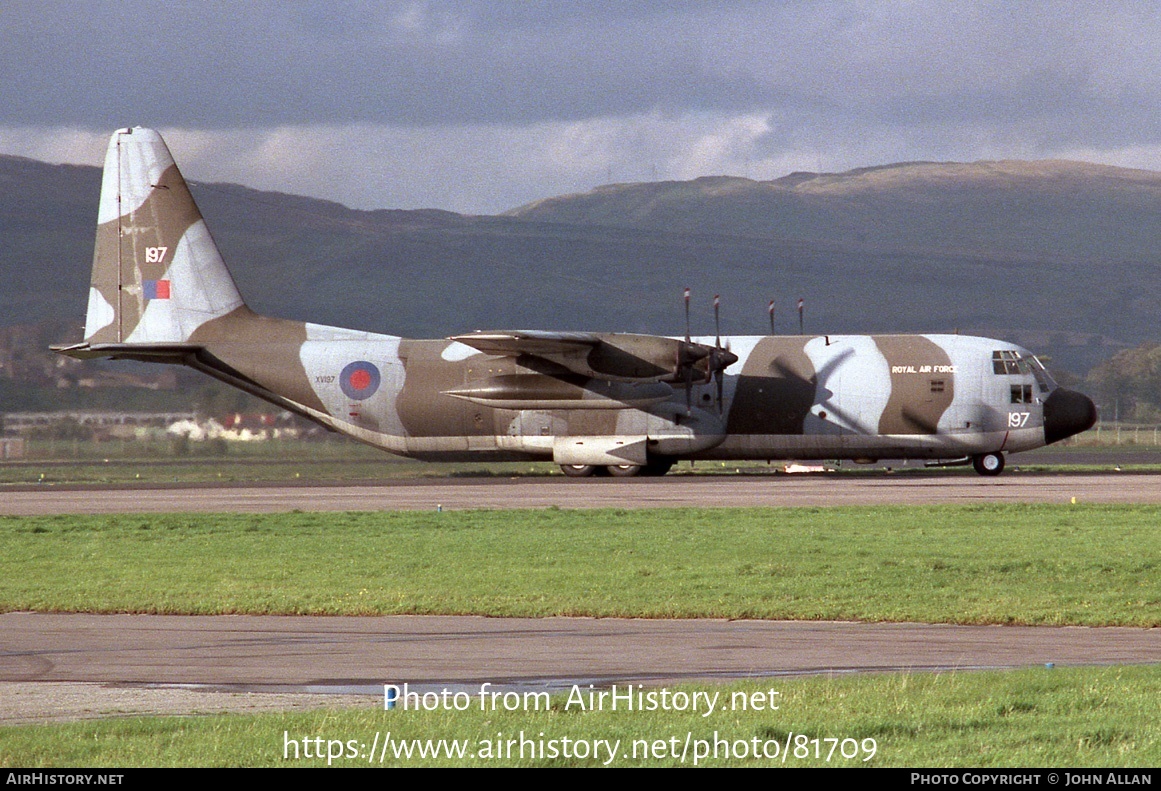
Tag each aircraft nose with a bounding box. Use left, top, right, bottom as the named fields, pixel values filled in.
left=1043, top=387, right=1098, bottom=445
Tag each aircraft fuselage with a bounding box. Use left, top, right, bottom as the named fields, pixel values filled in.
left=182, top=314, right=1090, bottom=469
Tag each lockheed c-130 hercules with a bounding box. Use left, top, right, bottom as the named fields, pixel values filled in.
left=54, top=128, right=1098, bottom=477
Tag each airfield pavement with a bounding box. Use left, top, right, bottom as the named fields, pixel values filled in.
left=3, top=471, right=1160, bottom=724
left=2, top=613, right=1159, bottom=725
left=4, top=471, right=1161, bottom=515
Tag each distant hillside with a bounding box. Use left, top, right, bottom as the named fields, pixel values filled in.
left=507, top=160, right=1161, bottom=264
left=3, top=154, right=1160, bottom=379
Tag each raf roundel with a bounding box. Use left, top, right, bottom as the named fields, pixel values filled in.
left=340, top=361, right=381, bottom=400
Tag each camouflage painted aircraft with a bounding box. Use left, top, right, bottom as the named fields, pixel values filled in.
left=55, top=128, right=1098, bottom=477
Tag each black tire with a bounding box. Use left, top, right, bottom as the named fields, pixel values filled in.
left=606, top=464, right=643, bottom=478
left=560, top=464, right=596, bottom=478
left=642, top=458, right=675, bottom=477
left=972, top=452, right=1005, bottom=476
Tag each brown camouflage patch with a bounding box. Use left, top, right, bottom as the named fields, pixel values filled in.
left=874, top=336, right=955, bottom=434
left=726, top=337, right=816, bottom=435
left=396, top=340, right=471, bottom=437
left=103, top=162, right=202, bottom=341
left=188, top=308, right=325, bottom=412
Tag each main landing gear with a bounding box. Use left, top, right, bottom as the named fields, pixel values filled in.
left=972, top=452, right=1005, bottom=476
left=560, top=464, right=598, bottom=478
left=559, top=458, right=676, bottom=478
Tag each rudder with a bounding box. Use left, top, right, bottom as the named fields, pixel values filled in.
left=84, top=127, right=245, bottom=344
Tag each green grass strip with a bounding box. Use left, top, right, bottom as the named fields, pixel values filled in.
left=3, top=667, right=1159, bottom=767
left=1, top=504, right=1159, bottom=625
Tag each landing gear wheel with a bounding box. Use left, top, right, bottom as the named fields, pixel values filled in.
left=642, top=458, right=675, bottom=477
left=560, top=464, right=596, bottom=478
left=972, top=452, right=1005, bottom=476
left=606, top=464, right=643, bottom=477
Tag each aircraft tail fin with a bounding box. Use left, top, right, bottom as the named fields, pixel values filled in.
left=81, top=127, right=247, bottom=345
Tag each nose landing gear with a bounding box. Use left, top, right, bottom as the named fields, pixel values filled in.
left=972, top=452, right=1005, bottom=476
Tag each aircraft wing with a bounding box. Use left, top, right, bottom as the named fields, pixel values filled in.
left=450, top=330, right=719, bottom=383
left=449, top=330, right=600, bottom=357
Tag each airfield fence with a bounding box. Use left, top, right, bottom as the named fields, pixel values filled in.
left=1068, top=422, right=1161, bottom=446
left=8, top=433, right=383, bottom=462
left=3, top=420, right=1160, bottom=462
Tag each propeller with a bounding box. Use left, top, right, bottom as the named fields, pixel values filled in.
left=674, top=289, right=736, bottom=416
left=710, top=292, right=738, bottom=411
left=707, top=294, right=738, bottom=413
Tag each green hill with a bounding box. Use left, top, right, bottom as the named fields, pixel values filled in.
left=508, top=160, right=1161, bottom=264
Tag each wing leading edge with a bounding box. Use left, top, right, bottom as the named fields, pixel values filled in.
left=450, top=330, right=727, bottom=383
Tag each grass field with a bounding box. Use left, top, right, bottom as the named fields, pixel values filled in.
left=1, top=504, right=1158, bottom=624
left=2, top=667, right=1158, bottom=767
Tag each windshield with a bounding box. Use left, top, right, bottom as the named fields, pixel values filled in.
left=1028, top=355, right=1057, bottom=394
left=992, top=350, right=1057, bottom=393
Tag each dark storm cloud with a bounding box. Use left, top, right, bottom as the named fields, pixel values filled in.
left=2, top=0, right=747, bottom=127
left=4, top=0, right=1157, bottom=146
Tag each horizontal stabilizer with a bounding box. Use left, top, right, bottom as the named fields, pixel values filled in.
left=51, top=341, right=203, bottom=362
left=54, top=340, right=339, bottom=435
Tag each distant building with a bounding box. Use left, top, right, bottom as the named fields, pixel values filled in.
left=0, top=437, right=24, bottom=459
left=168, top=412, right=301, bottom=442
left=3, top=411, right=196, bottom=439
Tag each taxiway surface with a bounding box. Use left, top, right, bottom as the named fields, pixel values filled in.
left=5, top=613, right=1157, bottom=686
left=2, top=613, right=1158, bottom=723
left=4, top=472, right=1160, bottom=515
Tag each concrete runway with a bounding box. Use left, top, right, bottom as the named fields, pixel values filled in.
left=4, top=472, right=1161, bottom=514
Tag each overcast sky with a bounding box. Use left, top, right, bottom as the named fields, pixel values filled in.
left=3, top=1, right=1161, bottom=214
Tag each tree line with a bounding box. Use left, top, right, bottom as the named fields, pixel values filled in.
left=1085, top=342, right=1161, bottom=423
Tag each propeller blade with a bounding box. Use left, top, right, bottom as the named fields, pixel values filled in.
left=684, top=287, right=691, bottom=345
left=683, top=288, right=693, bottom=415
left=685, top=358, right=693, bottom=416
left=710, top=294, right=734, bottom=413
left=713, top=294, right=721, bottom=348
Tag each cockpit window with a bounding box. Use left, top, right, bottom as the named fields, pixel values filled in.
left=993, top=350, right=1057, bottom=392
left=1011, top=384, right=1033, bottom=404
left=992, top=350, right=1024, bottom=375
